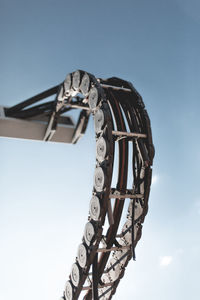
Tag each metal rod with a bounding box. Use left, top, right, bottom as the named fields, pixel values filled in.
left=6, top=101, right=55, bottom=119
left=97, top=245, right=130, bottom=253
left=6, top=85, right=60, bottom=115
left=69, top=104, right=90, bottom=110
left=132, top=199, right=136, bottom=261
left=101, top=234, right=123, bottom=239
left=109, top=193, right=143, bottom=199
left=101, top=84, right=132, bottom=92
left=107, top=199, right=114, bottom=225
left=82, top=282, right=113, bottom=291
left=92, top=253, right=98, bottom=300
left=112, top=130, right=147, bottom=139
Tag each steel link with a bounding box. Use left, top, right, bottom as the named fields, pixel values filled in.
left=72, top=70, right=81, bottom=90
left=89, top=196, right=101, bottom=221
left=88, top=87, right=100, bottom=110
left=84, top=222, right=95, bottom=246
left=80, top=73, right=91, bottom=96
left=64, top=73, right=72, bottom=95
left=77, top=244, right=88, bottom=268
left=65, top=281, right=73, bottom=300
left=94, top=109, right=105, bottom=133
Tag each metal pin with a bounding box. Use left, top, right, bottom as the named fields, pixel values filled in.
left=101, top=84, right=132, bottom=92
left=82, top=282, right=113, bottom=291
left=112, top=130, right=147, bottom=139
left=97, top=245, right=130, bottom=253
left=109, top=193, right=144, bottom=199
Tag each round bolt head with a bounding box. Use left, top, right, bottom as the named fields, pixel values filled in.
left=94, top=109, right=105, bottom=133
left=89, top=196, right=101, bottom=221
left=88, top=87, right=99, bottom=109
left=65, top=281, right=73, bottom=300
left=72, top=70, right=81, bottom=90
left=84, top=222, right=95, bottom=246
left=96, top=137, right=107, bottom=162
left=80, top=73, right=90, bottom=96
left=71, top=263, right=80, bottom=287
left=64, top=73, right=72, bottom=93
left=94, top=167, right=105, bottom=192
left=77, top=244, right=87, bottom=268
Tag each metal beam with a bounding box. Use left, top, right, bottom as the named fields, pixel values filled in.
left=0, top=106, right=75, bottom=144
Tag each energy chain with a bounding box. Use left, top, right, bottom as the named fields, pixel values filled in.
left=56, top=70, right=155, bottom=300
left=5, top=70, right=155, bottom=300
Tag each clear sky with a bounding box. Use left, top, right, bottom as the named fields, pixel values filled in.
left=0, top=0, right=200, bottom=299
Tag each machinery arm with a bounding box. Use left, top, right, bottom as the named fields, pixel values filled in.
left=0, top=84, right=75, bottom=143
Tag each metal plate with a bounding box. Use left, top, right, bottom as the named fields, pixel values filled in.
left=122, top=220, right=132, bottom=245
left=71, top=263, right=80, bottom=287
left=96, top=137, right=107, bottom=162
left=121, top=220, right=139, bottom=246
left=99, top=274, right=112, bottom=300
left=98, top=287, right=112, bottom=300
left=113, top=245, right=129, bottom=267
left=72, top=70, right=81, bottom=90
left=64, top=73, right=72, bottom=94
left=127, top=200, right=143, bottom=221
left=88, top=87, right=99, bottom=109
left=138, top=167, right=145, bottom=194
left=65, top=281, right=73, bottom=300
left=107, top=258, right=121, bottom=282
left=84, top=222, right=95, bottom=246
left=57, top=85, right=64, bottom=101
left=94, top=109, right=104, bottom=133
left=94, top=167, right=105, bottom=192
left=80, top=73, right=90, bottom=96
left=89, top=196, right=101, bottom=221
left=77, top=244, right=87, bottom=268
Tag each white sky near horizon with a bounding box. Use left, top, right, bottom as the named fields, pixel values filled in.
left=0, top=0, right=200, bottom=299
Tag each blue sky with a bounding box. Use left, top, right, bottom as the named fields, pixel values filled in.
left=0, top=0, right=200, bottom=299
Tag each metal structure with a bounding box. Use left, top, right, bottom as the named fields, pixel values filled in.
left=0, top=70, right=155, bottom=300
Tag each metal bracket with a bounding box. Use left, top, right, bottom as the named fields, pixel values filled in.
left=43, top=111, right=58, bottom=141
